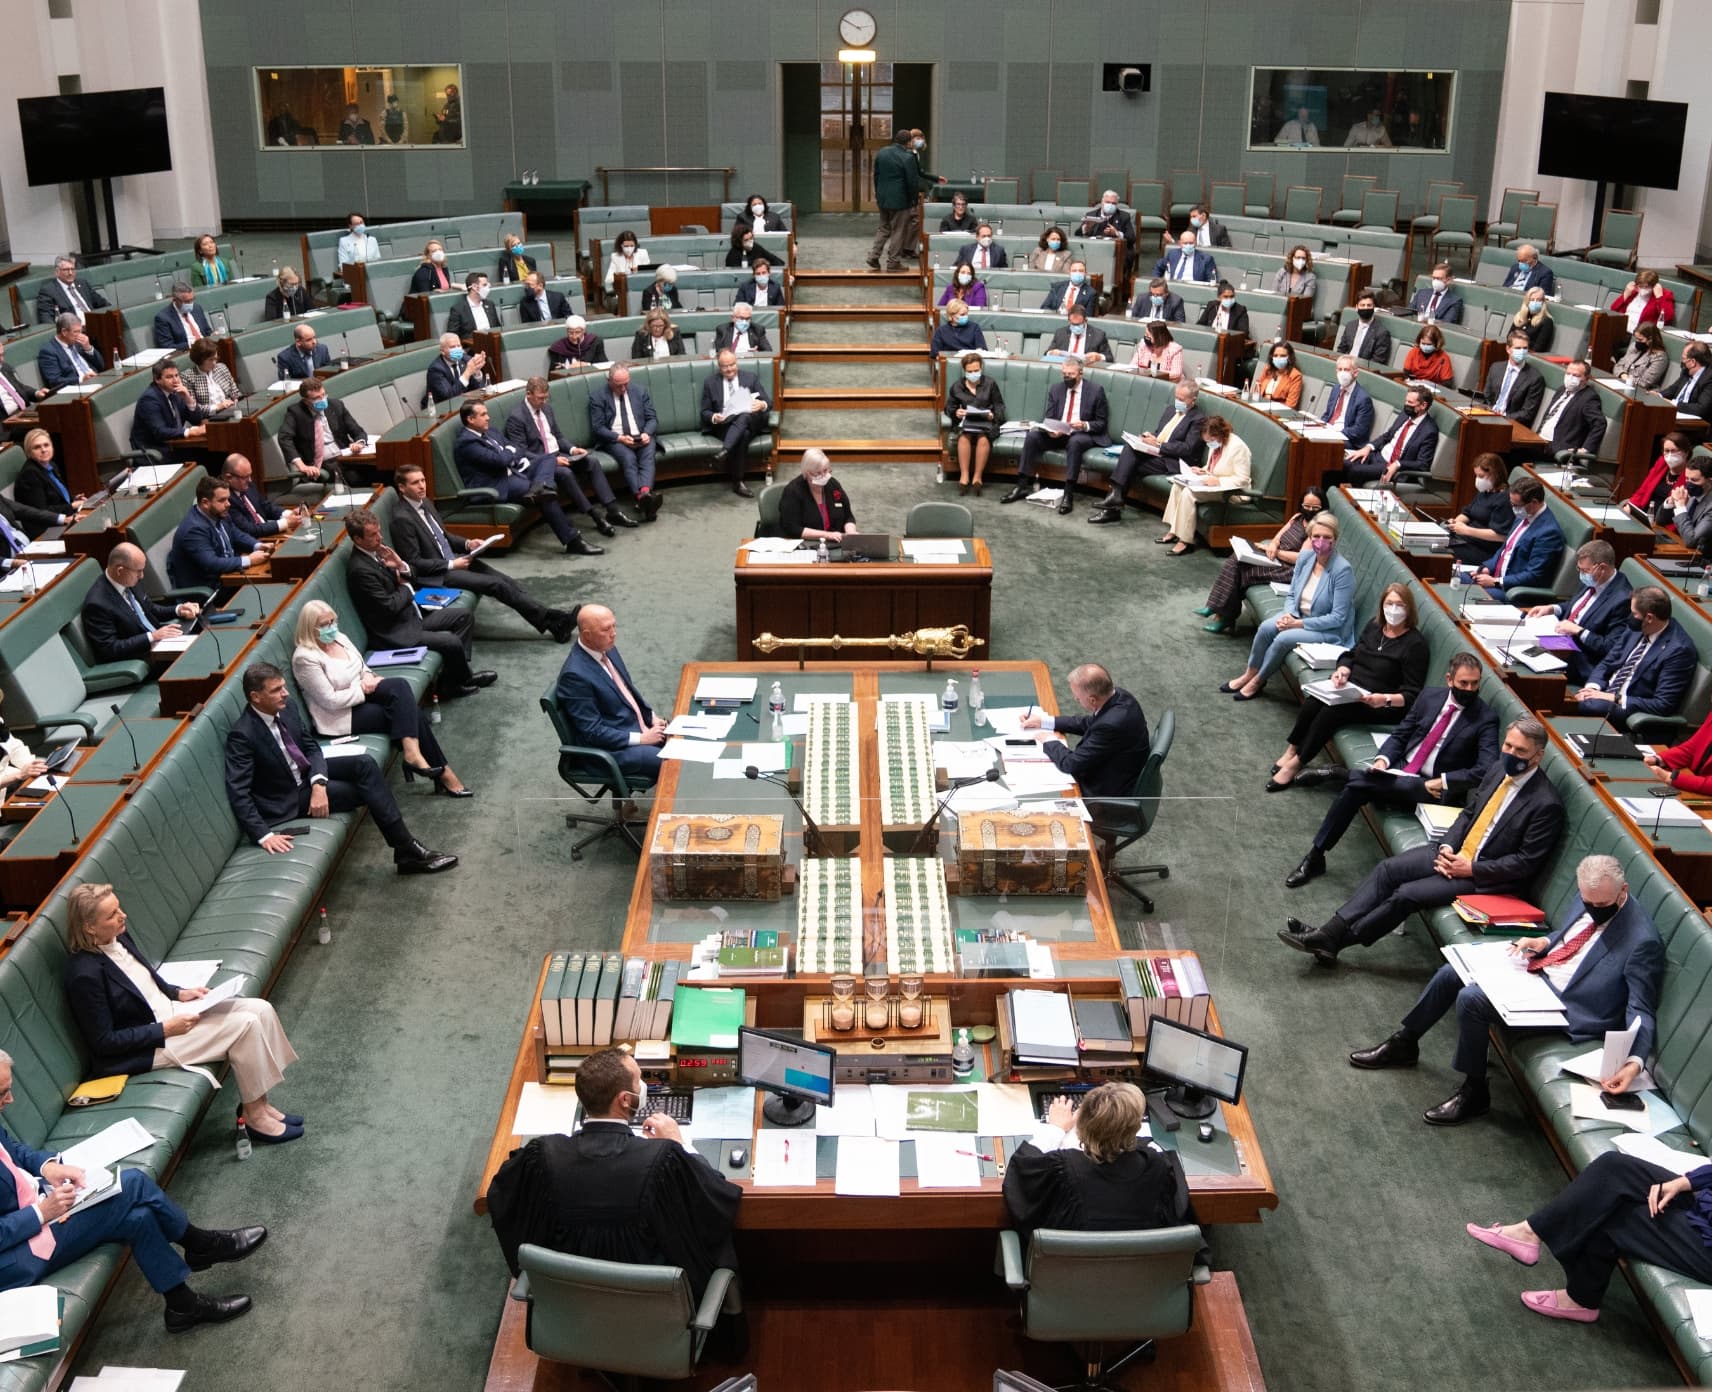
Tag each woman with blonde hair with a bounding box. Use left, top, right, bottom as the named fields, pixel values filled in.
left=1160, top=414, right=1251, bottom=556
left=629, top=309, right=686, bottom=360
left=64, top=884, right=303, bottom=1142
left=408, top=239, right=453, bottom=294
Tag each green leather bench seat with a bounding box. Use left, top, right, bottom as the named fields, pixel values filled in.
left=303, top=212, right=524, bottom=287
left=490, top=310, right=780, bottom=384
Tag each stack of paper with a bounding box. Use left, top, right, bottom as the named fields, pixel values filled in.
left=1441, top=943, right=1566, bottom=1026
left=1, top=562, right=73, bottom=593
left=1229, top=536, right=1271, bottom=565
left=834, top=1136, right=900, bottom=1195
left=1294, top=643, right=1347, bottom=669
left=694, top=676, right=759, bottom=703
left=1024, top=488, right=1065, bottom=507
left=900, top=539, right=966, bottom=561
left=752, top=1130, right=817, bottom=1186
left=1616, top=796, right=1707, bottom=829
left=512, top=1081, right=582, bottom=1139
left=1008, top=989, right=1078, bottom=1064
left=665, top=712, right=737, bottom=739
left=1302, top=678, right=1369, bottom=706
left=739, top=537, right=802, bottom=555
left=659, top=738, right=725, bottom=763
left=69, top=1368, right=185, bottom=1390
left=0, top=1286, right=59, bottom=1359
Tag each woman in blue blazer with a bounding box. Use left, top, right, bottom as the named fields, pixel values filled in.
left=1222, top=512, right=1356, bottom=700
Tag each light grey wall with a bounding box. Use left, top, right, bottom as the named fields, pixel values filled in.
left=201, top=0, right=1513, bottom=223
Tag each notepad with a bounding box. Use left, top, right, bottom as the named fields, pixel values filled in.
left=835, top=1136, right=900, bottom=1196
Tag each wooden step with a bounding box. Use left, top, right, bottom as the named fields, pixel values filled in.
left=793, top=269, right=922, bottom=287
left=789, top=304, right=927, bottom=322
left=787, top=341, right=929, bottom=362
left=777, top=438, right=944, bottom=463
left=780, top=385, right=940, bottom=409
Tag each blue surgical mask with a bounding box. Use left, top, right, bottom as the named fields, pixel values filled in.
left=512, top=243, right=525, bottom=254
left=1420, top=342, right=1437, bottom=355
left=1221, top=298, right=1235, bottom=309
left=1501, top=752, right=1531, bottom=777
left=1577, top=569, right=1597, bottom=589
left=1101, top=201, right=1117, bottom=215
left=955, top=314, right=968, bottom=326
left=350, top=223, right=365, bottom=236
left=965, top=367, right=982, bottom=381
left=1272, top=356, right=1288, bottom=369
left=311, top=397, right=328, bottom=412
left=1069, top=271, right=1085, bottom=285
left=449, top=347, right=465, bottom=362
left=1150, top=296, right=1163, bottom=308
left=1047, top=239, right=1062, bottom=250
left=1173, top=398, right=1187, bottom=413
left=1511, top=348, right=1528, bottom=364
left=316, top=623, right=339, bottom=643
left=732, top=319, right=748, bottom=332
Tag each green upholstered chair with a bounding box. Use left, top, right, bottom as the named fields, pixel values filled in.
left=1330, top=175, right=1378, bottom=227
left=984, top=176, right=1021, bottom=203
left=1128, top=180, right=1168, bottom=236
left=1242, top=171, right=1274, bottom=219
left=1485, top=187, right=1538, bottom=247
left=1167, top=170, right=1204, bottom=221
left=1358, top=188, right=1399, bottom=232
left=1589, top=208, right=1643, bottom=269
left=1506, top=200, right=1558, bottom=253
left=754, top=482, right=788, bottom=538
left=1282, top=185, right=1321, bottom=225
left=1056, top=178, right=1092, bottom=208
left=904, top=501, right=974, bottom=538
left=1209, top=182, right=1245, bottom=219
left=996, top=1224, right=1208, bottom=1391
left=539, top=682, right=651, bottom=860
left=1431, top=195, right=1479, bottom=275
left=1081, top=708, right=1174, bottom=912
left=1029, top=169, right=1063, bottom=204
left=1409, top=180, right=1464, bottom=243
left=510, top=1245, right=737, bottom=1390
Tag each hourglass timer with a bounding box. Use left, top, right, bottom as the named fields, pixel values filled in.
left=897, top=974, right=924, bottom=1030
left=828, top=974, right=857, bottom=1032
left=863, top=972, right=892, bottom=1031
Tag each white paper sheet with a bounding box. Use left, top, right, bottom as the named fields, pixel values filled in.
left=0, top=562, right=73, bottom=592
left=172, top=978, right=243, bottom=1017
left=738, top=537, right=800, bottom=555
left=511, top=1082, right=581, bottom=1138
left=659, top=738, right=726, bottom=763
left=155, top=960, right=220, bottom=990
left=780, top=714, right=809, bottom=736
left=58, top=1117, right=154, bottom=1174
left=835, top=1136, right=901, bottom=1196
left=0, top=1285, right=59, bottom=1354
left=900, top=539, right=967, bottom=560
left=977, top=1083, right=1040, bottom=1137
left=1569, top=1082, right=1681, bottom=1135
left=19, top=540, right=65, bottom=558
left=1616, top=797, right=1706, bottom=828
left=1441, top=943, right=1567, bottom=1025
left=792, top=693, right=851, bottom=712
left=981, top=706, right=1036, bottom=736
left=813, top=1084, right=877, bottom=1137
left=679, top=1087, right=755, bottom=1141
left=740, top=743, right=789, bottom=773
left=711, top=762, right=752, bottom=779
left=666, top=713, right=738, bottom=739
left=911, top=1133, right=983, bottom=1188
left=752, top=1130, right=817, bottom=1186
left=149, top=635, right=196, bottom=654
left=1611, top=1132, right=1709, bottom=1176
left=1687, top=1289, right=1712, bottom=1342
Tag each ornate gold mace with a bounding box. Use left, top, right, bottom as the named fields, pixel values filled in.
left=752, top=626, right=986, bottom=667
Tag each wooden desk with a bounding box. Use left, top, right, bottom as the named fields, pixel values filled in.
left=0, top=784, right=128, bottom=909
left=1, top=717, right=184, bottom=824
left=733, top=541, right=993, bottom=663
left=36, top=393, right=104, bottom=498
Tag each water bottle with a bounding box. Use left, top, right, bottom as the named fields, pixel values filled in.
left=234, top=1118, right=252, bottom=1162
left=816, top=537, right=829, bottom=565
left=153, top=275, right=163, bottom=300
left=430, top=692, right=442, bottom=725
left=19, top=566, right=35, bottom=599
left=317, top=906, right=332, bottom=945
left=969, top=669, right=986, bottom=727
left=767, top=682, right=786, bottom=741
left=1449, top=564, right=1464, bottom=592
left=941, top=677, right=960, bottom=711
left=764, top=457, right=774, bottom=485
left=935, top=459, right=945, bottom=484
left=1698, top=565, right=1710, bottom=601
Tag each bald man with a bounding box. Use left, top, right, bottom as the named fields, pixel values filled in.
left=82, top=543, right=202, bottom=663
left=554, top=605, right=666, bottom=784
left=1018, top=663, right=1151, bottom=798
left=221, top=454, right=302, bottom=541
left=277, top=323, right=331, bottom=380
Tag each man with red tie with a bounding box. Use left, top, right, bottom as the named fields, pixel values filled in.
left=1346, top=853, right=1661, bottom=1128
left=221, top=455, right=302, bottom=541
left=1471, top=475, right=1566, bottom=602
left=1337, top=386, right=1437, bottom=486
left=151, top=282, right=214, bottom=351
left=554, top=604, right=665, bottom=785
left=1525, top=541, right=1634, bottom=683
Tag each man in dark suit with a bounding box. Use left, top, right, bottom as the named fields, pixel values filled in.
left=1472, top=476, right=1565, bottom=602
left=445, top=273, right=497, bottom=339
left=548, top=317, right=608, bottom=370
left=34, top=257, right=110, bottom=324
left=555, top=604, right=666, bottom=783
left=1534, top=360, right=1607, bottom=459
left=276, top=324, right=332, bottom=381
left=589, top=366, right=661, bottom=520
left=867, top=127, right=923, bottom=272
left=1019, top=663, right=1150, bottom=797
left=713, top=305, right=772, bottom=357
left=1094, top=379, right=1207, bottom=523
left=81, top=542, right=201, bottom=663
left=1661, top=343, right=1712, bottom=422
left=276, top=377, right=368, bottom=484
left=227, top=662, right=455, bottom=874
left=0, top=339, right=48, bottom=431
left=425, top=333, right=491, bottom=405
left=151, top=283, right=214, bottom=350
left=343, top=509, right=492, bottom=696
left=1079, top=192, right=1136, bottom=253
left=1046, top=308, right=1110, bottom=363
left=1405, top=264, right=1465, bottom=324
left=1154, top=232, right=1217, bottom=284
left=517, top=272, right=570, bottom=323
left=453, top=400, right=603, bottom=556
left=495, top=234, right=538, bottom=284
left=1340, top=387, right=1437, bottom=486
left=1196, top=282, right=1252, bottom=337
left=1040, top=265, right=1098, bottom=318
left=1670, top=458, right=1712, bottom=553
left=1526, top=541, right=1634, bottom=684
left=951, top=225, right=1008, bottom=272
left=1499, top=244, right=1558, bottom=296
left=699, top=351, right=771, bottom=498
left=167, top=477, right=270, bottom=591
left=1349, top=854, right=1660, bottom=1126
left=131, top=361, right=211, bottom=458
left=733, top=257, right=785, bottom=308
left=37, top=314, right=104, bottom=390
left=390, top=464, right=578, bottom=643
left=1286, top=654, right=1499, bottom=888
left=1484, top=331, right=1547, bottom=424
left=1318, top=358, right=1375, bottom=449
left=503, top=378, right=631, bottom=535
left=1186, top=206, right=1233, bottom=249
left=1334, top=294, right=1393, bottom=363
left=1000, top=359, right=1110, bottom=515
left=1281, top=716, right=1563, bottom=968
left=219, top=454, right=302, bottom=541
left=1566, top=586, right=1696, bottom=731
left=1128, top=279, right=1187, bottom=322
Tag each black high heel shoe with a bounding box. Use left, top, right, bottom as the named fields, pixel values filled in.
left=401, top=762, right=446, bottom=784
left=429, top=768, right=474, bottom=799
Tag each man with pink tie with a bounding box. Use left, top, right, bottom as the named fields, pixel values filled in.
left=554, top=604, right=665, bottom=785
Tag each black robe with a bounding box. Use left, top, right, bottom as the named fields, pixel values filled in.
left=1002, top=1139, right=1194, bottom=1246
left=488, top=1122, right=742, bottom=1300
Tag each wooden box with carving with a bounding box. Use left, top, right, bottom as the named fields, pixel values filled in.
left=649, top=813, right=786, bottom=901
left=955, top=809, right=1091, bottom=896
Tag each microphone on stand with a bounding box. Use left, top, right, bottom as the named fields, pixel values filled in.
left=1648, top=783, right=1675, bottom=840
left=744, top=765, right=829, bottom=858
left=109, top=703, right=140, bottom=771
left=205, top=620, right=227, bottom=671
left=47, top=775, right=78, bottom=845
left=910, top=767, right=1003, bottom=856
left=1581, top=695, right=1620, bottom=769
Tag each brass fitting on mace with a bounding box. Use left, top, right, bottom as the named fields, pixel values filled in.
left=752, top=626, right=986, bottom=659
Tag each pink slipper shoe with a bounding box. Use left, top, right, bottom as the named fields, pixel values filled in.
left=1466, top=1222, right=1540, bottom=1266
left=1521, top=1290, right=1598, bottom=1323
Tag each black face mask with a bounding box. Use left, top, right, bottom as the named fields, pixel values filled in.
left=1584, top=898, right=1622, bottom=926
left=1449, top=686, right=1478, bottom=709
left=1690, top=483, right=1706, bottom=498
left=1357, top=307, right=1375, bottom=321
left=1301, top=504, right=1321, bottom=518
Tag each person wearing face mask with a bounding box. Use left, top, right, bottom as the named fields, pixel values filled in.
left=263, top=266, right=312, bottom=320
left=1534, top=359, right=1605, bottom=460
left=778, top=449, right=858, bottom=542
left=1345, top=107, right=1393, bottom=148
left=381, top=92, right=407, bottom=144
left=445, top=272, right=497, bottom=338
left=1094, top=380, right=1207, bottom=525
left=1446, top=454, right=1515, bottom=567
left=336, top=213, right=379, bottom=268
left=1567, top=586, right=1696, bottom=731
left=1315, top=357, right=1374, bottom=450
left=1643, top=699, right=1712, bottom=795
left=929, top=300, right=987, bottom=356
left=517, top=272, right=571, bottom=325
left=1130, top=321, right=1183, bottom=381
left=1403, top=323, right=1454, bottom=384
left=1661, top=343, right=1712, bottom=422
left=409, top=239, right=454, bottom=295
left=1127, top=277, right=1186, bottom=323
left=739, top=194, right=786, bottom=234
left=638, top=264, right=682, bottom=314
left=1524, top=540, right=1633, bottom=684
left=699, top=349, right=772, bottom=497
left=1626, top=430, right=1693, bottom=517
left=495, top=233, right=536, bottom=285
left=1154, top=231, right=1217, bottom=284
left=1613, top=322, right=1669, bottom=392
left=1271, top=246, right=1317, bottom=301
left=1002, top=359, right=1111, bottom=515
left=1264, top=581, right=1428, bottom=790
left=939, top=193, right=978, bottom=234
left=425, top=331, right=490, bottom=405
left=1470, top=477, right=1563, bottom=601
left=953, top=224, right=1008, bottom=272
left=1482, top=330, right=1546, bottom=424
left=291, top=600, right=470, bottom=795
left=713, top=305, right=773, bottom=357
left=1046, top=305, right=1109, bottom=364
left=1512, top=290, right=1556, bottom=353
left=1078, top=190, right=1135, bottom=253
left=733, top=257, right=785, bottom=309
left=1285, top=653, right=1498, bottom=888
left=938, top=265, right=988, bottom=308
left=1157, top=414, right=1252, bottom=554
left=1196, top=487, right=1325, bottom=634
left=1335, top=387, right=1437, bottom=487
left=1029, top=227, right=1073, bottom=273
left=946, top=353, right=1006, bottom=495
left=1610, top=269, right=1676, bottom=342
left=151, top=281, right=213, bottom=351
left=1196, top=280, right=1250, bottom=338
left=628, top=310, right=687, bottom=360
left=1253, top=341, right=1303, bottom=408
left=1184, top=205, right=1232, bottom=249
left=548, top=315, right=608, bottom=370
left=602, top=230, right=648, bottom=300
left=724, top=223, right=760, bottom=268
left=277, top=378, right=368, bottom=484
left=1405, top=263, right=1465, bottom=325
left=1220, top=514, right=1353, bottom=700
left=1334, top=293, right=1393, bottom=364
left=1041, top=262, right=1097, bottom=317
left=277, top=322, right=332, bottom=381
left=1501, top=244, right=1557, bottom=297
left=901, top=133, right=943, bottom=258
left=1281, top=717, right=1564, bottom=987
left=1349, top=852, right=1654, bottom=1130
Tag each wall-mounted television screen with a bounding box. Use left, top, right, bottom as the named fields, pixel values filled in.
left=17, top=88, right=172, bottom=187
left=1538, top=92, right=1687, bottom=190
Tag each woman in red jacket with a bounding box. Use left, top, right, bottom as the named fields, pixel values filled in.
left=1628, top=430, right=1694, bottom=520
left=1645, top=714, right=1712, bottom=794
left=1610, top=270, right=1676, bottom=338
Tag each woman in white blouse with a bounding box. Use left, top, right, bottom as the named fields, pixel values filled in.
left=289, top=601, right=470, bottom=796
left=602, top=229, right=648, bottom=298
left=628, top=310, right=686, bottom=360
left=1160, top=415, right=1251, bottom=555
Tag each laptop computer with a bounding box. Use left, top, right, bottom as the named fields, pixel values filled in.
left=838, top=532, right=891, bottom=560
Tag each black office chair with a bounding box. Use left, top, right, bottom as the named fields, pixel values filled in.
left=538, top=683, right=653, bottom=860
left=1081, top=708, right=1174, bottom=911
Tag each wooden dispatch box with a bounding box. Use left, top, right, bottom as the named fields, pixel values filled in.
left=956, top=809, right=1091, bottom=896
left=649, top=813, right=786, bottom=901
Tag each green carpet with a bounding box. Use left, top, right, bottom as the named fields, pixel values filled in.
left=64, top=219, right=1684, bottom=1391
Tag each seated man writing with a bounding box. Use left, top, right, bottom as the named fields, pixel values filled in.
left=1562, top=586, right=1695, bottom=733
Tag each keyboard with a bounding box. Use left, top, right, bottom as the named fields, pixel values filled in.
left=1028, top=1082, right=1096, bottom=1122
left=633, top=1088, right=694, bottom=1125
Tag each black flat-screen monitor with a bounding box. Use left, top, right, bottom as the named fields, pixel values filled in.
left=1538, top=92, right=1687, bottom=191
left=17, top=88, right=172, bottom=187
left=738, top=1026, right=835, bottom=1127
left=1144, top=1016, right=1247, bottom=1119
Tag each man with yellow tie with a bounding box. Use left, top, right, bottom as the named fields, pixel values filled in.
left=554, top=604, right=666, bottom=786
left=1279, top=716, right=1562, bottom=970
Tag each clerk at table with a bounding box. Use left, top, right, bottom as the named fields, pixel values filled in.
left=555, top=604, right=666, bottom=784
left=777, top=449, right=857, bottom=543
left=1019, top=663, right=1150, bottom=798
left=82, top=543, right=201, bottom=664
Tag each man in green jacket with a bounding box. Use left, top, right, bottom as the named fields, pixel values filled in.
left=867, top=129, right=923, bottom=272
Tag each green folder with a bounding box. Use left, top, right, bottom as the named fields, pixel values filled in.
left=668, top=986, right=746, bottom=1050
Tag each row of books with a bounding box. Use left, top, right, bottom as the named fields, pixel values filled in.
left=540, top=953, right=682, bottom=1047
left=1118, top=954, right=1211, bottom=1033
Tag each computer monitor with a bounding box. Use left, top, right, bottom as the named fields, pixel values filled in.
left=1143, top=1016, right=1248, bottom=1121
left=738, top=1026, right=835, bottom=1127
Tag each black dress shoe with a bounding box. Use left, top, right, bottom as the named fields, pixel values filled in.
left=1292, top=767, right=1339, bottom=790
left=165, top=1291, right=252, bottom=1333
left=638, top=492, right=662, bottom=521
left=1099, top=489, right=1124, bottom=508
left=1276, top=925, right=1340, bottom=967
left=1000, top=484, right=1031, bottom=504
left=604, top=507, right=639, bottom=529
left=1285, top=848, right=1327, bottom=888
left=591, top=515, right=616, bottom=538
left=733, top=481, right=754, bottom=499
left=712, top=448, right=730, bottom=468
left=184, top=1225, right=268, bottom=1272
left=565, top=536, right=605, bottom=557
left=1425, top=1081, right=1490, bottom=1126
left=547, top=614, right=578, bottom=644
left=470, top=670, right=499, bottom=687
left=1056, top=494, right=1073, bottom=515
left=1262, top=777, right=1292, bottom=793
left=396, top=844, right=459, bottom=875
left=1087, top=506, right=1121, bottom=525
left=1349, top=1032, right=1420, bottom=1070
